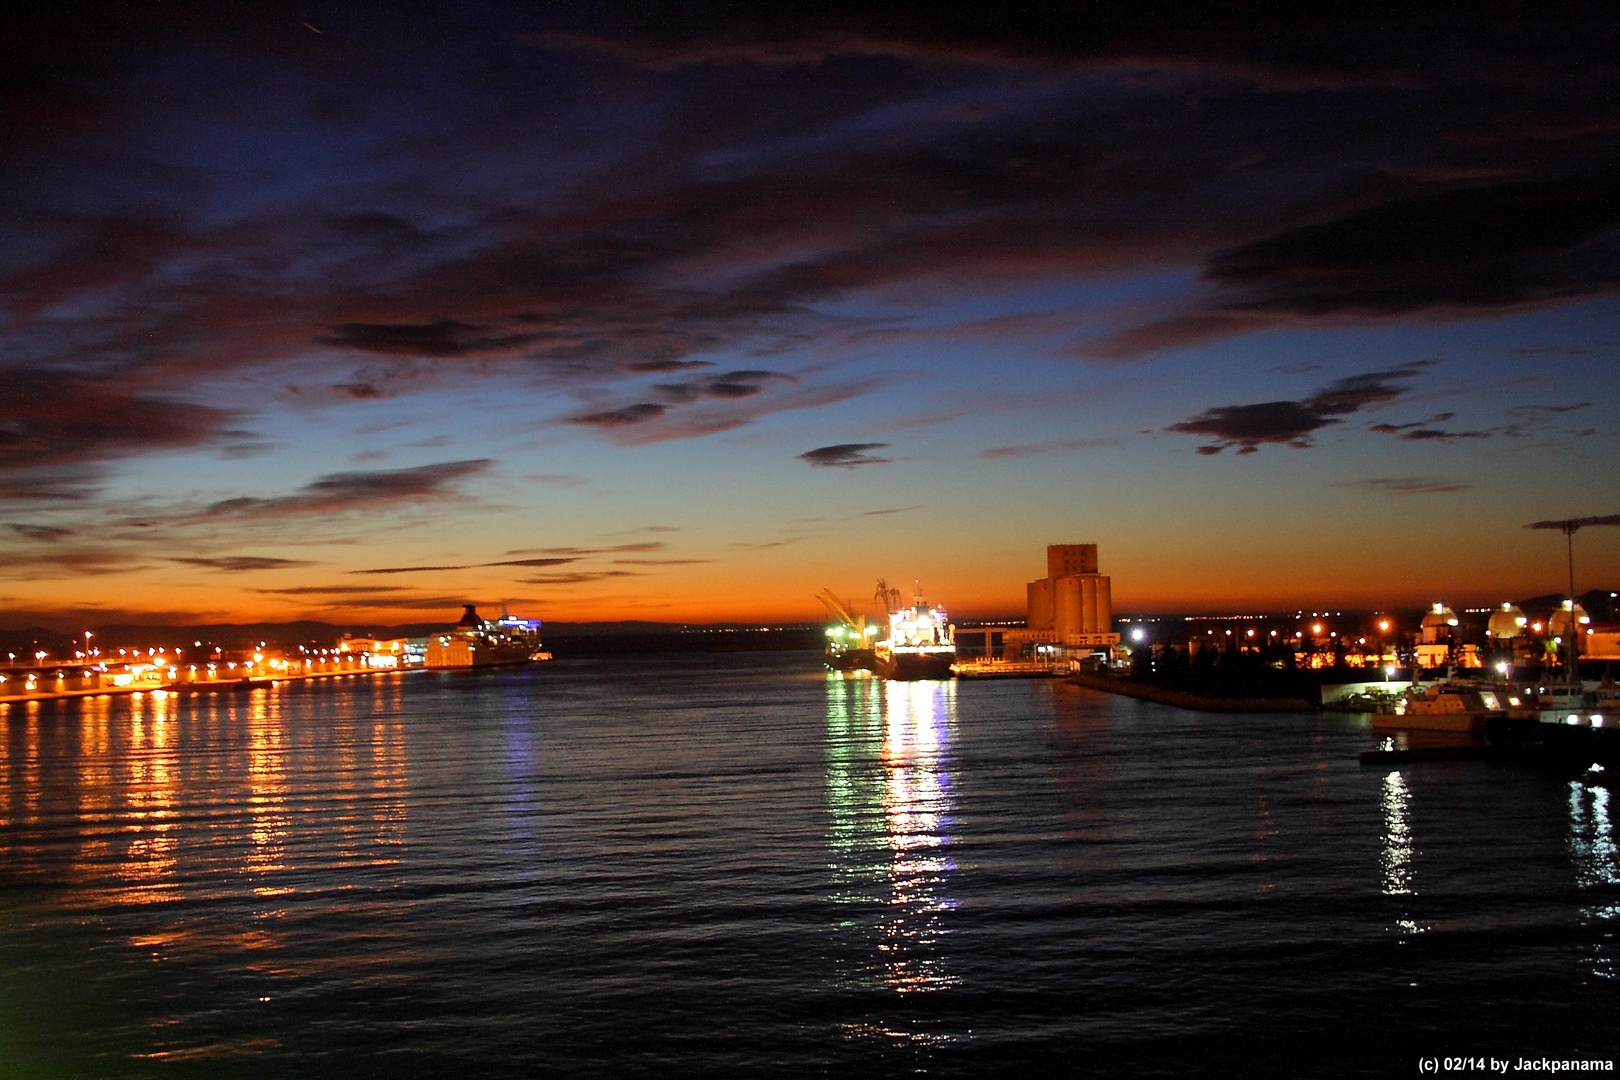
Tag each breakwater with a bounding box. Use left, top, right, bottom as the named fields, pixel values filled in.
left=1066, top=670, right=1315, bottom=711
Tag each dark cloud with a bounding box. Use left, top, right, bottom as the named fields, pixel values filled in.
left=350, top=550, right=632, bottom=573
left=798, top=443, right=893, bottom=468
left=862, top=505, right=922, bottom=516
left=0, top=548, right=147, bottom=578
left=1172, top=402, right=1328, bottom=455
left=167, top=556, right=315, bottom=572
left=625, top=360, right=714, bottom=373
left=503, top=542, right=666, bottom=556
left=1510, top=402, right=1591, bottom=415
left=982, top=437, right=1118, bottom=459
left=1204, top=176, right=1620, bottom=314
left=0, top=372, right=233, bottom=499
left=1167, top=368, right=1419, bottom=454
left=0, top=469, right=103, bottom=503
left=205, top=460, right=493, bottom=519
left=611, top=558, right=710, bottom=565
left=300, top=593, right=479, bottom=611
left=7, top=524, right=73, bottom=541
left=320, top=319, right=536, bottom=357
left=1397, top=428, right=1491, bottom=442
left=517, top=570, right=641, bottom=585
left=1527, top=514, right=1620, bottom=530
left=728, top=537, right=802, bottom=549
left=576, top=378, right=883, bottom=446
left=654, top=371, right=790, bottom=402
left=1335, top=477, right=1471, bottom=495
left=258, top=585, right=410, bottom=596
left=1, top=1, right=1617, bottom=469
left=567, top=404, right=669, bottom=427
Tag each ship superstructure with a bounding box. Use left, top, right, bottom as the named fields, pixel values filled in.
left=872, top=585, right=956, bottom=680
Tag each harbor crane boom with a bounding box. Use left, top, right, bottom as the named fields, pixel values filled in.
left=815, top=589, right=859, bottom=627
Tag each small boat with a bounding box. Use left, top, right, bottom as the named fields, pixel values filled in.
left=1374, top=681, right=1508, bottom=732
left=1535, top=680, right=1590, bottom=722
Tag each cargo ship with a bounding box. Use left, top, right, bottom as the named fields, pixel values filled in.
left=872, top=584, right=956, bottom=681
left=425, top=605, right=547, bottom=669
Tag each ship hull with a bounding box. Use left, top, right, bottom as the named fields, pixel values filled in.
left=825, top=647, right=877, bottom=673
left=873, top=651, right=955, bottom=680
left=426, top=653, right=535, bottom=670
left=1372, top=711, right=1489, bottom=733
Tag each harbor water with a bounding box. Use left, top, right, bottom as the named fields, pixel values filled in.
left=0, top=652, right=1616, bottom=1077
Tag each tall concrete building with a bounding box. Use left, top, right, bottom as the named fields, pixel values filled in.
left=1005, top=544, right=1120, bottom=657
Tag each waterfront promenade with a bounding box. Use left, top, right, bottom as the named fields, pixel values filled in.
left=0, top=656, right=416, bottom=705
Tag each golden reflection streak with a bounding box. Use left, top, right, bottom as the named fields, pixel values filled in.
left=245, top=688, right=291, bottom=898
left=105, top=691, right=183, bottom=905
left=70, top=694, right=115, bottom=882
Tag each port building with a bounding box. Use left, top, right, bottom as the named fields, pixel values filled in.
left=1004, top=544, right=1121, bottom=658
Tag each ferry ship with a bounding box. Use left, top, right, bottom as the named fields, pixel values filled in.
left=425, top=605, right=548, bottom=669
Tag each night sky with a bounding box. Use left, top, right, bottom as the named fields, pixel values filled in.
left=4, top=2, right=1618, bottom=627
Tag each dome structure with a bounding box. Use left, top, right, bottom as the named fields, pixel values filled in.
left=1486, top=603, right=1528, bottom=639
left=1419, top=603, right=1458, bottom=644
left=1420, top=603, right=1458, bottom=630
left=1548, top=600, right=1590, bottom=638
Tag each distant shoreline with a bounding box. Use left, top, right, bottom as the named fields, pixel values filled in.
left=0, top=665, right=417, bottom=706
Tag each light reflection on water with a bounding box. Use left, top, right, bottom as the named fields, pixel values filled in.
left=1379, top=769, right=1414, bottom=898
left=0, top=678, right=411, bottom=921
left=1568, top=778, right=1620, bottom=979
left=825, top=674, right=959, bottom=995
left=1, top=658, right=1618, bottom=1075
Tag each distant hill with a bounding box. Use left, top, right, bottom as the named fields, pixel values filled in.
left=1513, top=589, right=1618, bottom=622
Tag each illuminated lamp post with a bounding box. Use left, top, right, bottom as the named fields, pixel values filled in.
left=1526, top=514, right=1620, bottom=679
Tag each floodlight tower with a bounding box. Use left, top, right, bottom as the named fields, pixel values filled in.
left=1526, top=514, right=1620, bottom=677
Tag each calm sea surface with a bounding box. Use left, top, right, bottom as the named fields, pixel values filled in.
left=1, top=652, right=1616, bottom=1077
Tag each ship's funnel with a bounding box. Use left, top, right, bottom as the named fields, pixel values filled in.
left=456, top=604, right=481, bottom=628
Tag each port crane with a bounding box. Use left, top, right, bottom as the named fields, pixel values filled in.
left=815, top=588, right=875, bottom=648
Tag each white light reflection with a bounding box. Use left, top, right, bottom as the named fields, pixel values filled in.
left=1380, top=770, right=1414, bottom=897
left=1567, top=779, right=1620, bottom=979
left=825, top=674, right=960, bottom=999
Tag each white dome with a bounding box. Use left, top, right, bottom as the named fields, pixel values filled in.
left=1487, top=604, right=1527, bottom=639
left=1420, top=603, right=1458, bottom=629
left=1548, top=602, right=1590, bottom=637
